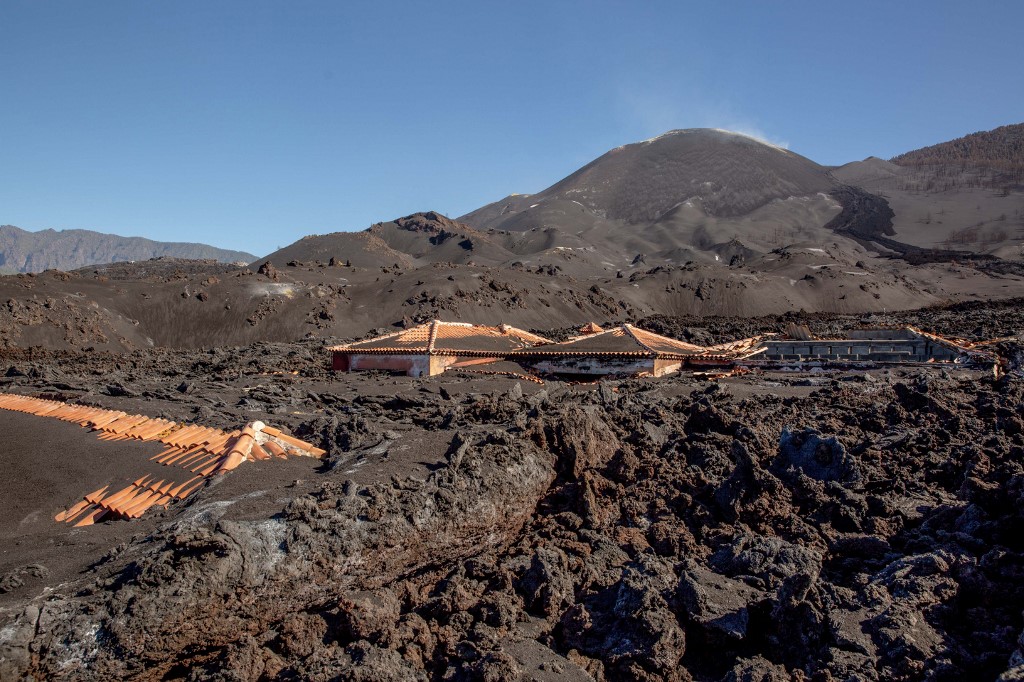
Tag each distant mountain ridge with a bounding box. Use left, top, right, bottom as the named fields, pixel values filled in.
left=0, top=225, right=256, bottom=274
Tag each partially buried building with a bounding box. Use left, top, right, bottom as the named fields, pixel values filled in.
left=328, top=320, right=552, bottom=377
left=509, top=323, right=765, bottom=378
left=758, top=326, right=998, bottom=367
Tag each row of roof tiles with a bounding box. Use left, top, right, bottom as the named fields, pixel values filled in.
left=328, top=321, right=765, bottom=361
left=329, top=320, right=992, bottom=363
left=0, top=393, right=326, bottom=527
left=329, top=320, right=552, bottom=356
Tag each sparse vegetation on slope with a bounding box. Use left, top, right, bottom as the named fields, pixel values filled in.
left=891, top=123, right=1024, bottom=190
left=892, top=123, right=1024, bottom=172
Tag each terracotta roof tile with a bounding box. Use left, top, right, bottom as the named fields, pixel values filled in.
left=264, top=441, right=287, bottom=458
left=55, top=498, right=93, bottom=522
left=1, top=393, right=327, bottom=525
left=73, top=508, right=108, bottom=527
left=513, top=325, right=768, bottom=362
left=328, top=320, right=552, bottom=356
left=168, top=476, right=201, bottom=499
left=511, top=325, right=688, bottom=357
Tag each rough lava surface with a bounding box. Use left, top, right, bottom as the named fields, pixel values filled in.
left=0, top=301, right=1023, bottom=680
left=3, top=125, right=1024, bottom=680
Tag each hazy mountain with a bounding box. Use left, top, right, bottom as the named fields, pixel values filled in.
left=0, top=224, right=256, bottom=274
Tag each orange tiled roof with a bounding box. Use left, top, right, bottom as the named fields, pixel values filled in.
left=511, top=324, right=707, bottom=359
left=328, top=320, right=552, bottom=356
left=512, top=325, right=767, bottom=361
left=0, top=392, right=326, bottom=526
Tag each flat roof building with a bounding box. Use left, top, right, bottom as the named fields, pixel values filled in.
left=758, top=326, right=996, bottom=366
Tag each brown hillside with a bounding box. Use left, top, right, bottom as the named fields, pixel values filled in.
left=891, top=123, right=1024, bottom=176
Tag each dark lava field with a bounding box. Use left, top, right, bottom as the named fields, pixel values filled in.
left=0, top=300, right=1023, bottom=681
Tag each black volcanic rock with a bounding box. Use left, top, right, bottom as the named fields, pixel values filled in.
left=257, top=260, right=279, bottom=280
left=4, top=345, right=1024, bottom=680
left=392, top=211, right=461, bottom=234
left=824, top=185, right=896, bottom=239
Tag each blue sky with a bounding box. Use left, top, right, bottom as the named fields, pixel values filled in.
left=2, top=1, right=1022, bottom=257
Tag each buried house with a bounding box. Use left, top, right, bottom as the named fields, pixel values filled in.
left=509, top=324, right=766, bottom=377
left=757, top=326, right=1000, bottom=368
left=328, top=320, right=552, bottom=377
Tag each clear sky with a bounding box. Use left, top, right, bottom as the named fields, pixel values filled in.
left=3, top=1, right=1023, bottom=257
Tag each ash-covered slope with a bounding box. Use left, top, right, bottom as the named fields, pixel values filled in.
left=835, top=123, right=1024, bottom=256
left=4, top=248, right=1022, bottom=353
left=453, top=129, right=852, bottom=273
left=2, top=127, right=1020, bottom=353
left=0, top=224, right=255, bottom=274
left=256, top=229, right=416, bottom=269
left=461, top=129, right=836, bottom=230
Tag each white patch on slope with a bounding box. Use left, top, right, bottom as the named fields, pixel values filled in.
left=641, top=130, right=685, bottom=144
left=251, top=283, right=295, bottom=298
left=634, top=127, right=791, bottom=152
left=711, top=128, right=792, bottom=152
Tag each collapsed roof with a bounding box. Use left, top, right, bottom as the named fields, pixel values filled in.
left=328, top=320, right=552, bottom=357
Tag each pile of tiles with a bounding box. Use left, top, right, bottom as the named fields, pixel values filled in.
left=0, top=392, right=326, bottom=527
